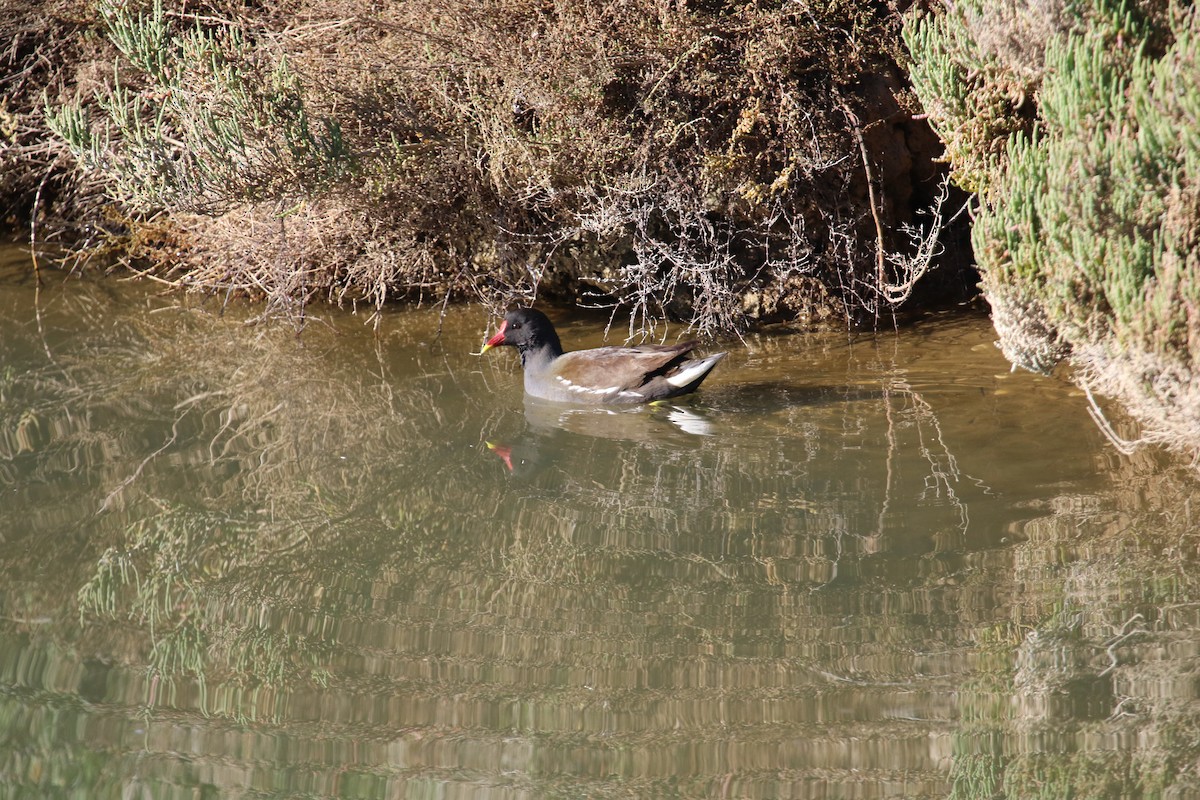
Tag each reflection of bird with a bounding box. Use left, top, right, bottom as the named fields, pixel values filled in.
left=522, top=396, right=717, bottom=438
left=484, top=441, right=517, bottom=472
left=480, top=308, right=726, bottom=404
left=483, top=436, right=551, bottom=477
left=484, top=399, right=716, bottom=476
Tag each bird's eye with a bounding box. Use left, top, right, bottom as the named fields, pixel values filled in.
left=511, top=323, right=522, bottom=330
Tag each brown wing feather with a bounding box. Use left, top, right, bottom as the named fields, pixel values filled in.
left=553, top=343, right=696, bottom=391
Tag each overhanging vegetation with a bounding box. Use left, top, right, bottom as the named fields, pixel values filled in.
left=906, top=0, right=1200, bottom=454
left=7, top=0, right=964, bottom=332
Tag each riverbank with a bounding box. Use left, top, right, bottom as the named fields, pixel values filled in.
left=4, top=0, right=1199, bottom=458
left=4, top=0, right=969, bottom=334
left=905, top=0, right=1200, bottom=455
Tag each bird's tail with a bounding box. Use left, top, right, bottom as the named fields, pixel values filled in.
left=665, top=352, right=727, bottom=391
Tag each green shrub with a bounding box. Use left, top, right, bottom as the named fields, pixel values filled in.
left=47, top=0, right=353, bottom=211
left=907, top=0, right=1200, bottom=451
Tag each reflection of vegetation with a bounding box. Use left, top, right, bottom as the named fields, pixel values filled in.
left=77, top=506, right=333, bottom=692
left=0, top=689, right=112, bottom=798
left=4, top=287, right=1200, bottom=797
left=948, top=461, right=1200, bottom=798
left=0, top=280, right=472, bottom=718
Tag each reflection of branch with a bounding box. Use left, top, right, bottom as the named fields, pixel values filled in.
left=209, top=401, right=285, bottom=462
left=1081, top=380, right=1147, bottom=456
left=687, top=553, right=733, bottom=580
left=878, top=376, right=986, bottom=536
left=877, top=380, right=898, bottom=539
left=99, top=409, right=189, bottom=514
left=910, top=382, right=971, bottom=533
left=1100, top=613, right=1146, bottom=678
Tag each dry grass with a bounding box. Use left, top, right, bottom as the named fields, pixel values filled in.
left=15, top=0, right=968, bottom=332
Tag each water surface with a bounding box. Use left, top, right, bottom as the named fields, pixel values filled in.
left=2, top=246, right=1198, bottom=798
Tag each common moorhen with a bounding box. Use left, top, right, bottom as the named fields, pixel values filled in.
left=480, top=308, right=727, bottom=404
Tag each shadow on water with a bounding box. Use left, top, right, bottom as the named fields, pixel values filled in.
left=2, top=248, right=1200, bottom=798
left=708, top=380, right=884, bottom=412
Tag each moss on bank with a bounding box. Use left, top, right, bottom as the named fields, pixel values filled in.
left=4, top=0, right=968, bottom=332
left=906, top=0, right=1200, bottom=455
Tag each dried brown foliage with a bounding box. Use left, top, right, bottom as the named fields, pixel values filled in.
left=0, top=0, right=107, bottom=243
left=19, top=0, right=967, bottom=330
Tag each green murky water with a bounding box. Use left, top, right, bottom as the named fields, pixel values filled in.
left=2, top=246, right=1199, bottom=799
